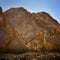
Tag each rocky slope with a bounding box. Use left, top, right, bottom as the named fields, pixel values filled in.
left=0, top=7, right=60, bottom=53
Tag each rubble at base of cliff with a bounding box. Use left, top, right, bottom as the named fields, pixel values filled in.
left=0, top=52, right=60, bottom=60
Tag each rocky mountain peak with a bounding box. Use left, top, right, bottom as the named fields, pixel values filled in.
left=0, top=7, right=60, bottom=53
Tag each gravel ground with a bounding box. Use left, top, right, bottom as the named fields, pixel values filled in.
left=0, top=52, right=60, bottom=60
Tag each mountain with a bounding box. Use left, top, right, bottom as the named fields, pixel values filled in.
left=0, top=7, right=60, bottom=53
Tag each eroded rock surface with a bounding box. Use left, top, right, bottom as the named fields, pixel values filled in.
left=0, top=7, right=60, bottom=53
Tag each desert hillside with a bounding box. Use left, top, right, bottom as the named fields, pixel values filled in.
left=0, top=7, right=60, bottom=53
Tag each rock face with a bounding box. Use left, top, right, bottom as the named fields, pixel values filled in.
left=0, top=7, right=60, bottom=53
left=0, top=7, right=29, bottom=53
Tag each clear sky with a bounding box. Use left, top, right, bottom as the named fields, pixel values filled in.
left=0, top=0, right=60, bottom=23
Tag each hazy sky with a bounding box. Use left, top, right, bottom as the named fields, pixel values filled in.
left=0, top=0, right=60, bottom=23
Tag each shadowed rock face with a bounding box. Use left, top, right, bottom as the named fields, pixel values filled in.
left=0, top=7, right=60, bottom=53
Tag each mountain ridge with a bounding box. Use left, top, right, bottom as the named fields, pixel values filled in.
left=0, top=7, right=60, bottom=53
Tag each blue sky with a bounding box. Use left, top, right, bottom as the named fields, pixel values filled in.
left=0, top=0, right=60, bottom=23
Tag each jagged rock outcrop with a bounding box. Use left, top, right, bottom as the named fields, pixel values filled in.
left=0, top=7, right=60, bottom=53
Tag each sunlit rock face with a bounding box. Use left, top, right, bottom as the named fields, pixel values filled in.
left=0, top=7, right=60, bottom=53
